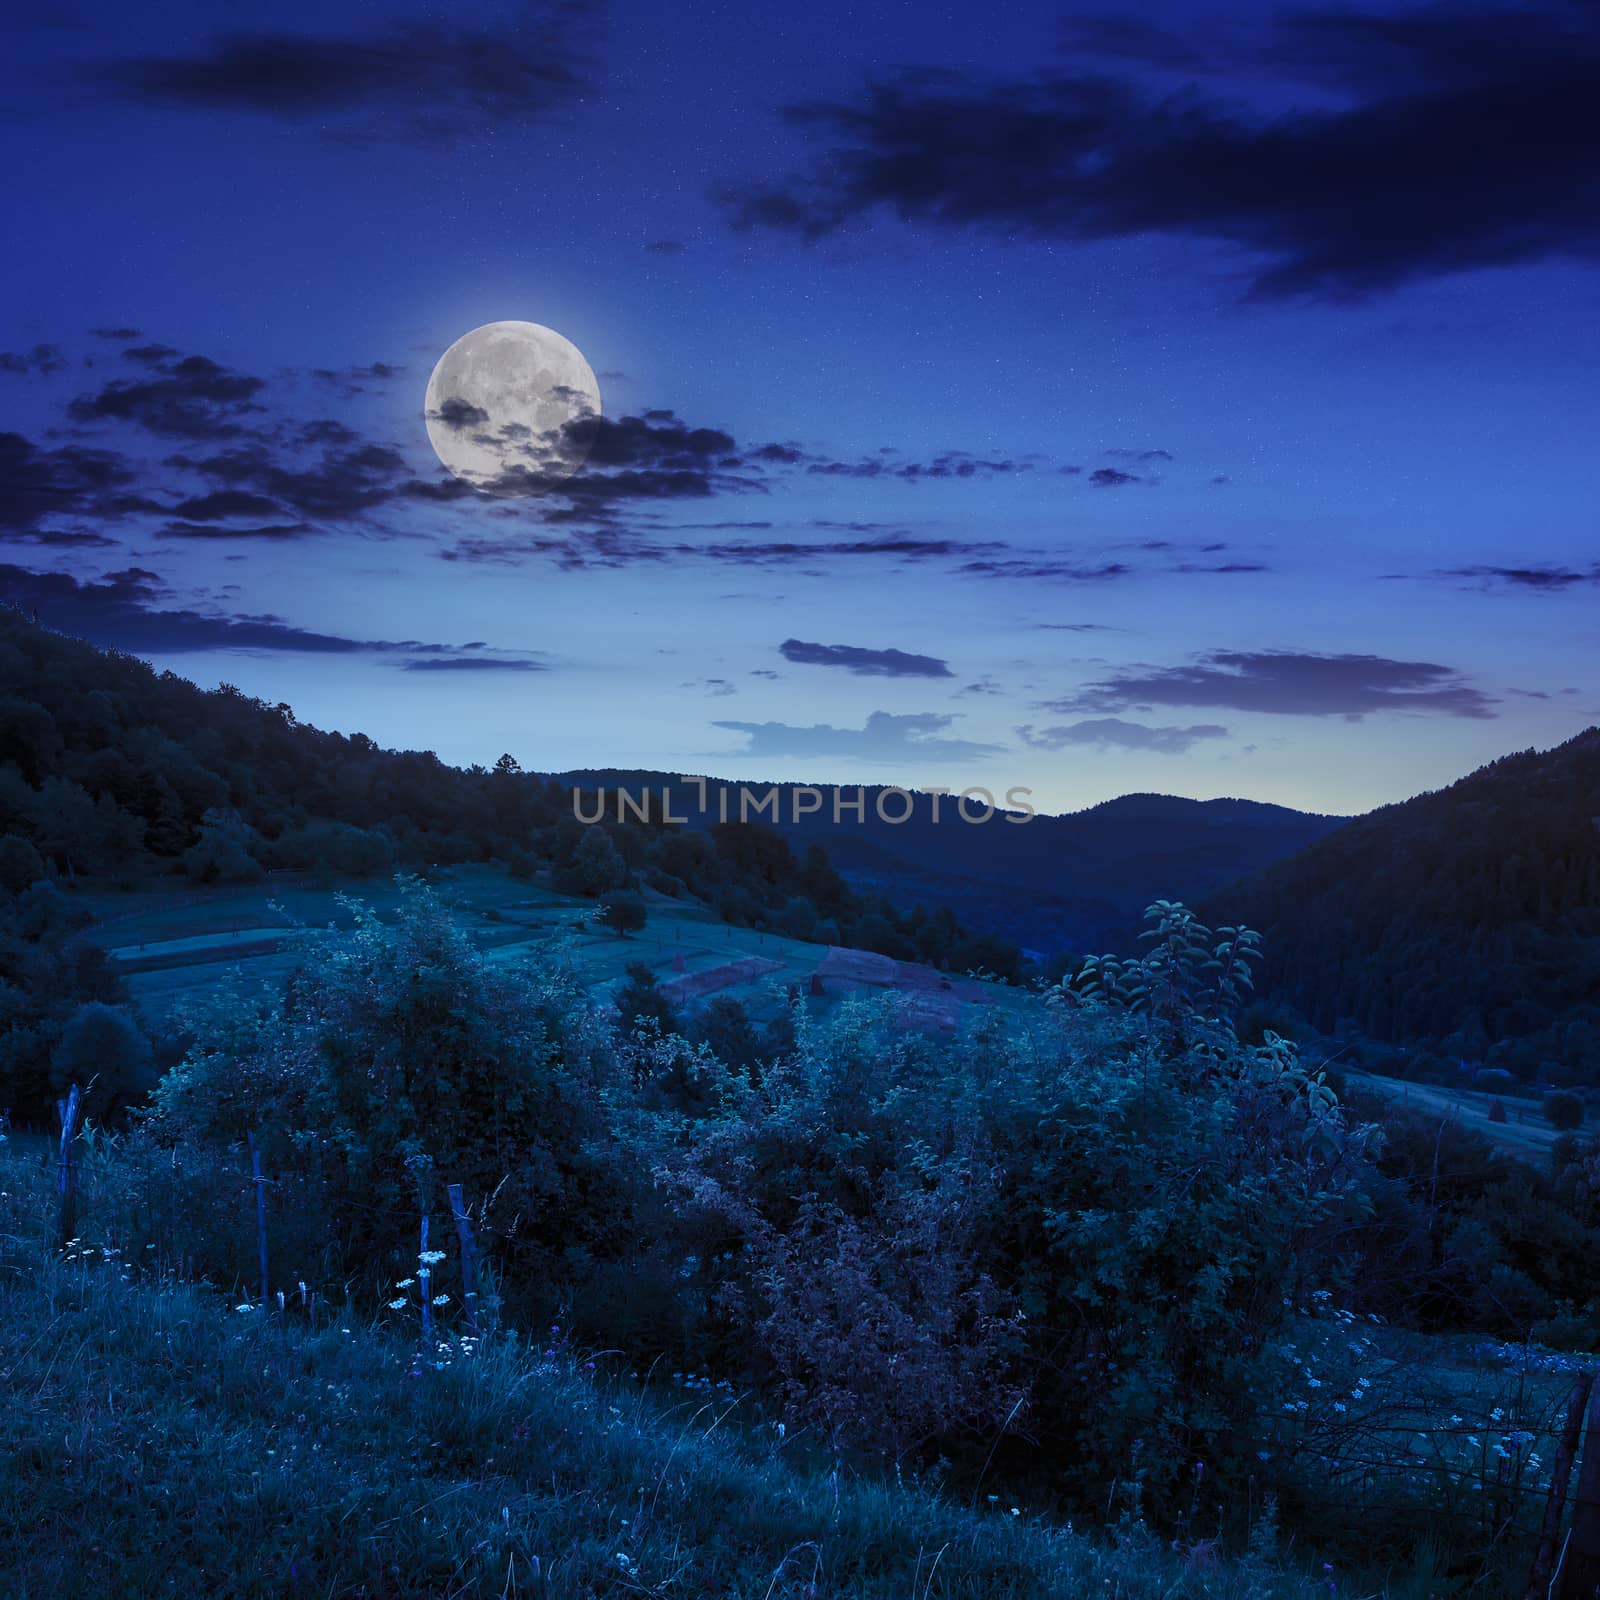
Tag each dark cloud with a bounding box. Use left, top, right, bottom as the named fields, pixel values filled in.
left=1048, top=649, right=1497, bottom=721
left=401, top=656, right=547, bottom=673
left=0, top=344, right=67, bottom=376
left=780, top=637, right=954, bottom=678
left=158, top=521, right=312, bottom=541
left=1105, top=447, right=1173, bottom=464
left=170, top=489, right=287, bottom=521
left=89, top=5, right=598, bottom=147
left=175, top=438, right=411, bottom=519
left=68, top=352, right=266, bottom=439
left=725, top=3, right=1600, bottom=300
left=1056, top=14, right=1224, bottom=72
left=713, top=710, right=1004, bottom=763
left=0, top=431, right=139, bottom=538
left=1016, top=717, right=1229, bottom=754
left=697, top=534, right=1001, bottom=570
left=16, top=528, right=120, bottom=549
left=430, top=397, right=491, bottom=431
left=957, top=557, right=1134, bottom=582
left=123, top=343, right=181, bottom=367
left=804, top=450, right=1033, bottom=481
left=1429, top=563, right=1600, bottom=591
left=0, top=562, right=537, bottom=664
left=90, top=327, right=142, bottom=341
left=566, top=409, right=736, bottom=467
left=1088, top=467, right=1141, bottom=488
left=311, top=361, right=407, bottom=398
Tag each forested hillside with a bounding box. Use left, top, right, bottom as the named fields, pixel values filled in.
left=555, top=769, right=1345, bottom=954
left=0, top=607, right=1019, bottom=1121
left=1206, top=729, right=1600, bottom=1082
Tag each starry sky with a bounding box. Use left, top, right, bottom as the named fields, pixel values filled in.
left=3, top=0, right=1597, bottom=817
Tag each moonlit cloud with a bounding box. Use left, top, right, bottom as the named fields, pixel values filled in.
left=713, top=710, right=1004, bottom=763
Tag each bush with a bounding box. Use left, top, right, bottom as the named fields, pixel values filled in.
left=52, top=1000, right=155, bottom=1121
left=182, top=808, right=264, bottom=884
left=0, top=833, right=45, bottom=894
left=569, top=828, right=627, bottom=896
left=648, top=907, right=1375, bottom=1509
left=148, top=878, right=625, bottom=1305
left=598, top=891, right=647, bottom=937
left=1545, top=1090, right=1585, bottom=1130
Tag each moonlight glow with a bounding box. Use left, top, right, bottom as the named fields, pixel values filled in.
left=424, top=320, right=601, bottom=495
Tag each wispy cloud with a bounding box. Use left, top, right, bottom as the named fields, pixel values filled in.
left=779, top=637, right=954, bottom=678
left=0, top=562, right=541, bottom=667
left=713, top=709, right=1004, bottom=763
left=88, top=4, right=601, bottom=147
left=1016, top=717, right=1229, bottom=754
left=1047, top=649, right=1498, bottom=720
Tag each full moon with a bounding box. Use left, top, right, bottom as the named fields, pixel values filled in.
left=424, top=321, right=601, bottom=495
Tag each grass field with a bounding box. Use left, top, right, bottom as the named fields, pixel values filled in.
left=0, top=1129, right=1572, bottom=1599
left=77, top=866, right=1024, bottom=1033
left=0, top=1134, right=1368, bottom=1600
left=1346, top=1070, right=1563, bottom=1166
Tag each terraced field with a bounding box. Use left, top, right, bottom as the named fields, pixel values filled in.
left=78, top=866, right=1022, bottom=1032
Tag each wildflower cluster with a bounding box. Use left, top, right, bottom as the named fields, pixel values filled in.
left=387, top=1245, right=454, bottom=1320
left=1254, top=1291, right=1556, bottom=1545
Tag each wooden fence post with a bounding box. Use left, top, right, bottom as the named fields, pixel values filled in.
left=446, top=1183, right=481, bottom=1336
left=1530, top=1371, right=1595, bottom=1600
left=54, top=1084, right=83, bottom=1251
left=246, top=1130, right=269, bottom=1309
left=1559, top=1375, right=1600, bottom=1600
left=418, top=1212, right=433, bottom=1350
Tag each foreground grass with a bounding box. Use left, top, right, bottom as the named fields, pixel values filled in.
left=0, top=1196, right=1338, bottom=1596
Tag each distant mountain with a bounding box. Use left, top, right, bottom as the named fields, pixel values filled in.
left=1203, top=729, right=1600, bottom=1079
left=0, top=609, right=1023, bottom=1005
left=549, top=772, right=1347, bottom=954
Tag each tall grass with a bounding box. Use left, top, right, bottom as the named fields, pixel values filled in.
left=0, top=1135, right=1343, bottom=1600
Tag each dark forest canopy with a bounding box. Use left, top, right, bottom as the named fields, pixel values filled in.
left=1205, top=728, right=1600, bottom=1082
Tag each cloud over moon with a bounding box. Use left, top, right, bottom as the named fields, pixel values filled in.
left=779, top=638, right=954, bottom=678
left=1046, top=650, right=1498, bottom=721
left=713, top=710, right=1004, bottom=763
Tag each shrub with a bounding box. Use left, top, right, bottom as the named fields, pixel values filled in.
left=570, top=827, right=627, bottom=896
left=148, top=878, right=625, bottom=1305
left=0, top=833, right=45, bottom=894
left=613, top=960, right=679, bottom=1039
left=651, top=909, right=1374, bottom=1512
left=598, top=890, right=647, bottom=937
left=53, top=1000, right=155, bottom=1121
left=1545, top=1090, right=1585, bottom=1130
left=182, top=808, right=264, bottom=884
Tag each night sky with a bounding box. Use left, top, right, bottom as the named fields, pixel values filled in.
left=3, top=0, right=1597, bottom=816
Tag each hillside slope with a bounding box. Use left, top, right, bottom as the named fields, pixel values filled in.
left=1204, top=728, right=1600, bottom=1079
